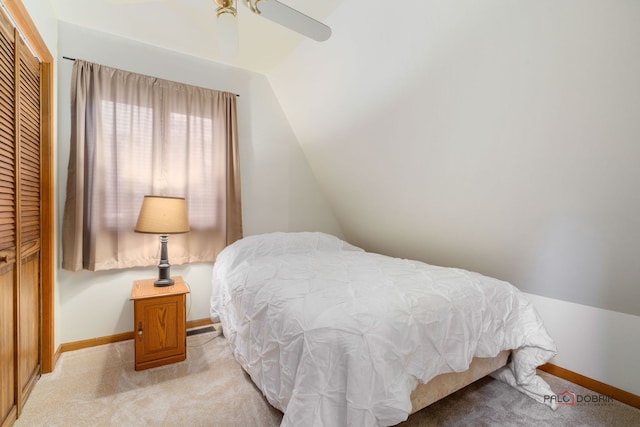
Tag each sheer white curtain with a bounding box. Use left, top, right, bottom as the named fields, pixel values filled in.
left=62, top=60, right=242, bottom=271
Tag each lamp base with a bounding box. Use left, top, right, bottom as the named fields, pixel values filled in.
left=154, top=277, right=175, bottom=287
left=154, top=234, right=174, bottom=287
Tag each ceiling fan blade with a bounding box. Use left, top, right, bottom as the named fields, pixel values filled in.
left=246, top=0, right=331, bottom=42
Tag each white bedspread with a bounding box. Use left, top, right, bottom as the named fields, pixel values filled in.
left=211, top=232, right=558, bottom=426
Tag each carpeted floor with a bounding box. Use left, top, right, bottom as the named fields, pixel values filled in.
left=15, top=329, right=640, bottom=426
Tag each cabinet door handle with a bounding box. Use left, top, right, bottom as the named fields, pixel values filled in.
left=137, top=322, right=143, bottom=340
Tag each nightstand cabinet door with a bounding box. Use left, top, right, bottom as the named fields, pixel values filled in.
left=134, top=294, right=186, bottom=370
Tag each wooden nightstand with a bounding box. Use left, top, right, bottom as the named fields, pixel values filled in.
left=130, top=276, right=190, bottom=371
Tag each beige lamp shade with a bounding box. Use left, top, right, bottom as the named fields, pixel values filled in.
left=135, top=196, right=190, bottom=234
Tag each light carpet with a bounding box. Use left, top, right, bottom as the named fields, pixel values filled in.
left=15, top=329, right=640, bottom=426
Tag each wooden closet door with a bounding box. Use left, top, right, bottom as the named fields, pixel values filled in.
left=0, top=11, right=17, bottom=427
left=16, top=35, right=41, bottom=410
left=0, top=11, right=42, bottom=425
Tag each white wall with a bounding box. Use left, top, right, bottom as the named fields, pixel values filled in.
left=268, top=0, right=640, bottom=394
left=52, top=21, right=342, bottom=345
left=523, top=293, right=640, bottom=396
left=22, top=0, right=58, bottom=51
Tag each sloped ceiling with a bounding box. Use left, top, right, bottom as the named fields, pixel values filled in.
left=49, top=0, right=343, bottom=73
left=268, top=0, right=640, bottom=317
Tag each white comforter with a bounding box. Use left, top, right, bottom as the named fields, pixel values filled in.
left=211, top=232, right=558, bottom=426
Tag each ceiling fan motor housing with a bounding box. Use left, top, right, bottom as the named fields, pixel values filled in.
left=214, top=0, right=237, bottom=16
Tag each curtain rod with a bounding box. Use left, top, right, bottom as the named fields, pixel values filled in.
left=62, top=56, right=240, bottom=97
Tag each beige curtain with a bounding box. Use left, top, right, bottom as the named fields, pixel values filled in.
left=62, top=60, right=242, bottom=271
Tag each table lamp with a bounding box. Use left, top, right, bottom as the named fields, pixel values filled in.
left=135, top=196, right=190, bottom=286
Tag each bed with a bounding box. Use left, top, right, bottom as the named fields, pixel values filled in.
left=210, top=232, right=558, bottom=426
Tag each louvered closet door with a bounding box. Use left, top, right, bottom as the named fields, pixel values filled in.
left=0, top=9, right=43, bottom=424
left=16, top=35, right=41, bottom=410
left=0, top=12, right=17, bottom=427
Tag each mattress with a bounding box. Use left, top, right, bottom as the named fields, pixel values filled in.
left=211, top=232, right=558, bottom=426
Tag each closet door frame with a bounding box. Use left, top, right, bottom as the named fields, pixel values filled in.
left=3, top=0, right=54, bottom=375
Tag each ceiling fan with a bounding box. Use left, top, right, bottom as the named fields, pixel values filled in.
left=215, top=0, right=331, bottom=42
left=110, top=0, right=331, bottom=42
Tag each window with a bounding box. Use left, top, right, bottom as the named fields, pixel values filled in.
left=62, top=60, right=242, bottom=271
